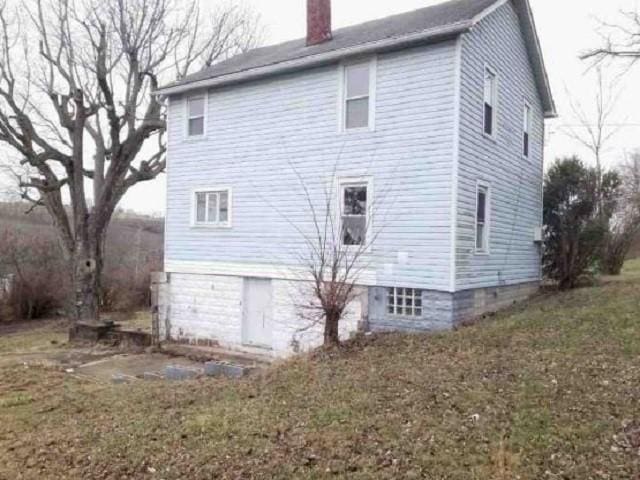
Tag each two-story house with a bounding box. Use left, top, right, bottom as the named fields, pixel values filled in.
left=154, top=0, right=556, bottom=357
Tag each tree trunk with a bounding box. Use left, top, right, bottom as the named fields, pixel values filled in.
left=72, top=235, right=104, bottom=324
left=324, top=311, right=340, bottom=346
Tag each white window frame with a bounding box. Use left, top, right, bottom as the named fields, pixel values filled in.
left=185, top=92, right=208, bottom=139
left=523, top=101, right=532, bottom=159
left=338, top=57, right=377, bottom=133
left=337, top=176, right=373, bottom=248
left=191, top=187, right=232, bottom=229
left=475, top=182, right=491, bottom=255
left=483, top=65, right=498, bottom=139
left=387, top=287, right=423, bottom=317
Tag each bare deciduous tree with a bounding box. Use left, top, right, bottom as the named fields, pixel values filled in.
left=0, top=0, right=260, bottom=323
left=582, top=9, right=640, bottom=64
left=301, top=182, right=377, bottom=347
left=602, top=152, right=640, bottom=275
left=269, top=163, right=385, bottom=348
left=560, top=68, right=622, bottom=212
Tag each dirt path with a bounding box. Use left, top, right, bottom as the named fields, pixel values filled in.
left=0, top=318, right=67, bottom=336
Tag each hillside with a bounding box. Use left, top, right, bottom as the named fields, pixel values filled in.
left=0, top=262, right=639, bottom=478
left=0, top=201, right=164, bottom=248
left=0, top=202, right=164, bottom=316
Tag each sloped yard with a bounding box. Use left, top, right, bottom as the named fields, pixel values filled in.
left=1, top=263, right=639, bottom=479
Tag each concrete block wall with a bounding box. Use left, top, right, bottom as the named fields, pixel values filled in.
left=452, top=281, right=540, bottom=326
left=368, top=281, right=540, bottom=333
left=368, top=287, right=455, bottom=333
left=270, top=281, right=365, bottom=355
left=160, top=273, right=244, bottom=346
left=157, top=273, right=365, bottom=357
left=156, top=273, right=538, bottom=356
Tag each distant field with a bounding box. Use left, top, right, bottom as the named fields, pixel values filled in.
left=0, top=261, right=639, bottom=479
left=0, top=201, right=164, bottom=248
left=0, top=201, right=164, bottom=317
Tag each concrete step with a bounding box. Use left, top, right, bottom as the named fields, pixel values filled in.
left=160, top=343, right=273, bottom=368
left=157, top=362, right=253, bottom=381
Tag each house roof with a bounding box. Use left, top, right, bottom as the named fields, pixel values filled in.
left=156, top=0, right=556, bottom=118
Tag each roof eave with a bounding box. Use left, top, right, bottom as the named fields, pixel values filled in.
left=468, top=0, right=556, bottom=119
left=512, top=0, right=557, bottom=119
left=154, top=20, right=473, bottom=96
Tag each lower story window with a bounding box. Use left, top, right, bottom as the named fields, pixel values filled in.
left=387, top=288, right=423, bottom=317
left=476, top=184, right=489, bottom=253
left=193, top=189, right=231, bottom=227
left=340, top=180, right=370, bottom=246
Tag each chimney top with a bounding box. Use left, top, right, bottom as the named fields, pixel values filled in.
left=307, top=0, right=332, bottom=46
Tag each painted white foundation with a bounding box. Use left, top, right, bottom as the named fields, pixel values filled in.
left=157, top=273, right=365, bottom=358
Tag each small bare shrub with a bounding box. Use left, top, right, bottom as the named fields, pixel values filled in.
left=600, top=152, right=640, bottom=274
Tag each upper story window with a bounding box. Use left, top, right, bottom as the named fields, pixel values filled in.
left=340, top=179, right=370, bottom=246
left=193, top=189, right=231, bottom=228
left=476, top=184, right=490, bottom=254
left=523, top=103, right=532, bottom=158
left=483, top=67, right=497, bottom=137
left=342, top=60, right=375, bottom=131
left=187, top=95, right=206, bottom=137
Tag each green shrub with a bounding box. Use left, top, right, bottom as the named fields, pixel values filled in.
left=543, top=157, right=618, bottom=289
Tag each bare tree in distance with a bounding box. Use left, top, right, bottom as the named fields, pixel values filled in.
left=560, top=68, right=622, bottom=210
left=602, top=151, right=640, bottom=275
left=581, top=8, right=640, bottom=65
left=0, top=0, right=260, bottom=324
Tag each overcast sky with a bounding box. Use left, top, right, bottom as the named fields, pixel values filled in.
left=113, top=0, right=640, bottom=214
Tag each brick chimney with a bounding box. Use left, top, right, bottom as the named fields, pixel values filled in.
left=307, top=0, right=332, bottom=46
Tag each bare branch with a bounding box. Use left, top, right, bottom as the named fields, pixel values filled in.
left=0, top=0, right=261, bottom=321
left=582, top=8, right=640, bottom=68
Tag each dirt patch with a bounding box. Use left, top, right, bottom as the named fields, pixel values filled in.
left=0, top=349, right=118, bottom=370
left=1, top=264, right=640, bottom=479
left=0, top=318, right=67, bottom=337
left=74, top=353, right=202, bottom=383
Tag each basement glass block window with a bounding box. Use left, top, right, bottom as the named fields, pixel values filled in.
left=344, top=62, right=371, bottom=130
left=187, top=95, right=205, bottom=137
left=387, top=288, right=423, bottom=317
left=194, top=190, right=230, bottom=227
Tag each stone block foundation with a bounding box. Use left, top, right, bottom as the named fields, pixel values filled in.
left=368, top=281, right=539, bottom=333
left=156, top=271, right=538, bottom=357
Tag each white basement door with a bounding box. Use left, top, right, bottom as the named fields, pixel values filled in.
left=242, top=278, right=273, bottom=348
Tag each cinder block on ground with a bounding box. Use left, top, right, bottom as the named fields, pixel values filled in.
left=204, top=361, right=224, bottom=377
left=204, top=361, right=250, bottom=378
left=112, top=373, right=135, bottom=384
left=164, top=365, right=202, bottom=381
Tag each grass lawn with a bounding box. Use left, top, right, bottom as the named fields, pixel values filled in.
left=1, top=264, right=639, bottom=479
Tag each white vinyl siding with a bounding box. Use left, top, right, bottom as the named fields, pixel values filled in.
left=166, top=41, right=458, bottom=291
left=456, top=1, right=544, bottom=289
